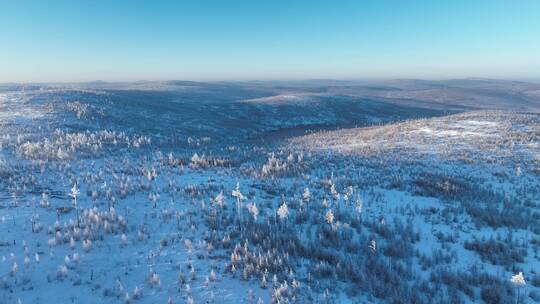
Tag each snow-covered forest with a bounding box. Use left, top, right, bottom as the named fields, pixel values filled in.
left=1, top=79, right=539, bottom=303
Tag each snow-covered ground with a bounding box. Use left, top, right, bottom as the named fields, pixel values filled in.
left=1, top=83, right=540, bottom=303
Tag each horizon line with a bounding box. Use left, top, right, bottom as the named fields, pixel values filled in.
left=2, top=76, right=540, bottom=86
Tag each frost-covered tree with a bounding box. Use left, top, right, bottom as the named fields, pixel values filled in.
left=69, top=184, right=81, bottom=227
left=324, top=209, right=334, bottom=225
left=214, top=191, right=225, bottom=208
left=511, top=272, right=526, bottom=304
left=149, top=270, right=161, bottom=287
left=277, top=202, right=289, bottom=221
left=11, top=261, right=18, bottom=276
left=247, top=203, right=259, bottom=221
left=369, top=240, right=377, bottom=254
left=302, top=188, right=310, bottom=202
left=232, top=183, right=246, bottom=227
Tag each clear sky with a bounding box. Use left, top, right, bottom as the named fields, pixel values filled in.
left=1, top=0, right=539, bottom=82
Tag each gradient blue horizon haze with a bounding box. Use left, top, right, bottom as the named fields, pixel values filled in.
left=1, top=0, right=539, bottom=82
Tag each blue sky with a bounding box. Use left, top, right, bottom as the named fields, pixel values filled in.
left=1, top=0, right=539, bottom=82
